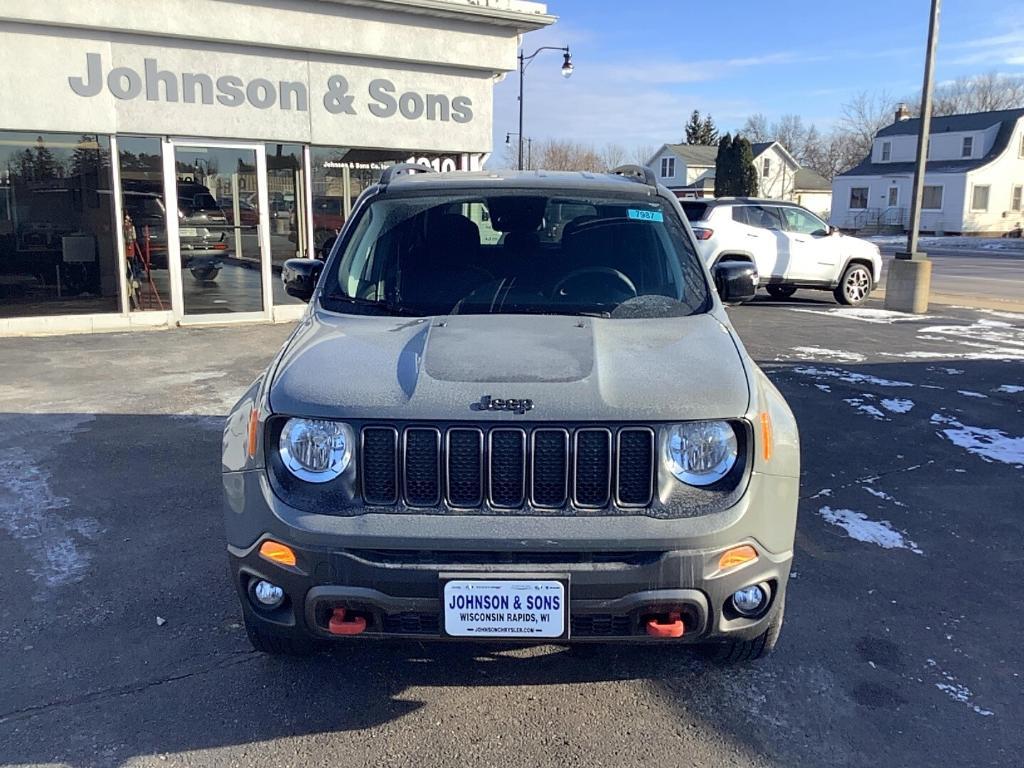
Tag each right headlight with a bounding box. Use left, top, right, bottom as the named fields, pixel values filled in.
left=278, top=418, right=353, bottom=483
left=664, top=420, right=738, bottom=486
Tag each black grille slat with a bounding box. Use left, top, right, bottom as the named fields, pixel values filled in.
left=361, top=427, right=398, bottom=504
left=574, top=429, right=611, bottom=507
left=447, top=429, right=483, bottom=507
left=489, top=429, right=526, bottom=508
left=532, top=429, right=568, bottom=507
left=404, top=428, right=440, bottom=506
left=381, top=612, right=440, bottom=635
left=571, top=614, right=633, bottom=637
left=617, top=428, right=654, bottom=506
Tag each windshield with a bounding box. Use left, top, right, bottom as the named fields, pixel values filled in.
left=321, top=191, right=710, bottom=318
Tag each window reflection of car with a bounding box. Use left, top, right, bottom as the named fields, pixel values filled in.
left=216, top=197, right=260, bottom=227
left=310, top=196, right=345, bottom=247
left=121, top=181, right=228, bottom=281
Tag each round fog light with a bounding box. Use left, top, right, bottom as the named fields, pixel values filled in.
left=253, top=580, right=285, bottom=608
left=731, top=585, right=766, bottom=616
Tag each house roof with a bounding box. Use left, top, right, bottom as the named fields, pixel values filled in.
left=793, top=167, right=831, bottom=191
left=662, top=144, right=719, bottom=166
left=840, top=107, right=1024, bottom=178
left=876, top=107, right=1024, bottom=137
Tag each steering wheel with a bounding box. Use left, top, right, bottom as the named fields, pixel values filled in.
left=551, top=267, right=637, bottom=302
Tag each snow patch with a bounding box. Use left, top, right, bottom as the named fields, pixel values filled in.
left=931, top=367, right=965, bottom=375
left=917, top=319, right=1024, bottom=360
left=957, top=390, right=988, bottom=399
left=819, top=506, right=923, bottom=554
left=881, top=398, right=914, bottom=414
left=0, top=415, right=101, bottom=593
left=793, top=366, right=914, bottom=388
left=926, top=659, right=994, bottom=716
left=931, top=413, right=1024, bottom=468
left=844, top=397, right=888, bottom=420
left=791, top=307, right=933, bottom=324
left=790, top=346, right=867, bottom=363
left=996, top=384, right=1023, bottom=394
left=862, top=486, right=907, bottom=507
left=814, top=384, right=832, bottom=393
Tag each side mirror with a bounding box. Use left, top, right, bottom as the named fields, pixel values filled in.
left=282, top=258, right=323, bottom=302
left=713, top=260, right=758, bottom=305
left=828, top=225, right=839, bottom=236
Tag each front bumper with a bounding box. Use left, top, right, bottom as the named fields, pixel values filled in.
left=225, top=469, right=797, bottom=644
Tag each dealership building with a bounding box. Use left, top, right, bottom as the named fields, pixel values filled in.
left=0, top=0, right=552, bottom=334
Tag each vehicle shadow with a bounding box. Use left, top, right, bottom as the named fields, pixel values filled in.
left=2, top=340, right=1022, bottom=768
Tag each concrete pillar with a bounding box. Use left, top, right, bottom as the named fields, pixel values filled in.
left=884, top=257, right=932, bottom=314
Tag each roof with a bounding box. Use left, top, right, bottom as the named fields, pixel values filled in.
left=840, top=107, right=1024, bottom=178
left=380, top=169, right=659, bottom=195
left=662, top=144, right=719, bottom=165
left=793, top=167, right=831, bottom=191
left=876, top=107, right=1024, bottom=137
left=680, top=197, right=810, bottom=208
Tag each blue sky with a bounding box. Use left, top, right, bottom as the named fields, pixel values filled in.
left=492, top=0, right=1024, bottom=159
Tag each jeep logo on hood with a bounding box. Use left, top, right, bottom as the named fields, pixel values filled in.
left=472, top=395, right=534, bottom=415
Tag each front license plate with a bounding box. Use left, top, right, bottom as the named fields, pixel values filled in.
left=179, top=227, right=198, bottom=237
left=443, top=579, right=567, bottom=638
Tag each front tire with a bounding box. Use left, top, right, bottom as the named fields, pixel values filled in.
left=703, top=604, right=784, bottom=664
left=190, top=266, right=220, bottom=282
left=834, top=263, right=872, bottom=306
left=765, top=285, right=797, bottom=300
left=244, top=617, right=316, bottom=656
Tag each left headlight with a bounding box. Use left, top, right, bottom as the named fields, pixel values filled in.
left=278, top=418, right=354, bottom=483
left=663, top=420, right=738, bottom=486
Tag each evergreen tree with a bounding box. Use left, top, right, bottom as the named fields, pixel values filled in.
left=700, top=114, right=719, bottom=145
left=735, top=135, right=759, bottom=196
left=714, top=133, right=734, bottom=197
left=684, top=110, right=704, bottom=144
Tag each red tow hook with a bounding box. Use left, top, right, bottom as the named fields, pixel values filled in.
left=645, top=611, right=686, bottom=638
left=328, top=607, right=367, bottom=636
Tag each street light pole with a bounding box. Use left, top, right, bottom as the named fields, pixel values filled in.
left=903, top=0, right=941, bottom=260
left=517, top=45, right=573, bottom=171
left=884, top=0, right=940, bottom=314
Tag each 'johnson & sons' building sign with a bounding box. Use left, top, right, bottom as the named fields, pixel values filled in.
left=68, top=53, right=475, bottom=124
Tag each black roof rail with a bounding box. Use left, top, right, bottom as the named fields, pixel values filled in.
left=378, top=162, right=435, bottom=189
left=610, top=164, right=658, bottom=189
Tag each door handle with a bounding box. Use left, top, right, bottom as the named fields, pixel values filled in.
left=746, top=233, right=760, bottom=238
left=793, top=237, right=808, bottom=243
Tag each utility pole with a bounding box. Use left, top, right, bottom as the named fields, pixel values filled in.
left=885, top=0, right=939, bottom=313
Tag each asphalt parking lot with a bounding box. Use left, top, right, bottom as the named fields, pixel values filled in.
left=1, top=296, right=1022, bottom=767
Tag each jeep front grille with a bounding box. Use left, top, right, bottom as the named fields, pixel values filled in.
left=359, top=424, right=655, bottom=510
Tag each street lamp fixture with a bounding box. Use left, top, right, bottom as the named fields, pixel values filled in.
left=518, top=44, right=574, bottom=171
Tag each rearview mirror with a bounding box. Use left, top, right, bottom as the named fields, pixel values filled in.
left=713, top=260, right=758, bottom=305
left=282, top=258, right=323, bottom=302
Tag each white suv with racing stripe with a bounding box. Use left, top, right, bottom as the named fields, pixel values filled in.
left=681, top=198, right=882, bottom=306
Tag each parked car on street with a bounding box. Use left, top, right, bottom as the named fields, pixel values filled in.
left=223, top=165, right=800, bottom=662
left=681, top=198, right=882, bottom=305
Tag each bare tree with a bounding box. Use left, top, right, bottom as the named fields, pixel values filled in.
left=928, top=72, right=1024, bottom=115
left=631, top=143, right=656, bottom=166
left=838, top=90, right=899, bottom=163
left=741, top=113, right=771, bottom=143
left=600, top=143, right=628, bottom=170
left=771, top=114, right=810, bottom=161
left=534, top=139, right=603, bottom=172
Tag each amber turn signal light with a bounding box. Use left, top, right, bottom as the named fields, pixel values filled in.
left=719, top=545, right=758, bottom=570
left=759, top=411, right=773, bottom=461
left=247, top=407, right=260, bottom=459
left=259, top=540, right=297, bottom=567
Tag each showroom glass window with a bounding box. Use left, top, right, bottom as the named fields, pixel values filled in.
left=118, top=135, right=168, bottom=312
left=0, top=131, right=119, bottom=318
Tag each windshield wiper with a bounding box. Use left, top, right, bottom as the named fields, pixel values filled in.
left=321, top=293, right=422, bottom=316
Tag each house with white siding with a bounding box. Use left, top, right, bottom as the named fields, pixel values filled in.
left=646, top=141, right=832, bottom=216
left=831, top=107, right=1024, bottom=235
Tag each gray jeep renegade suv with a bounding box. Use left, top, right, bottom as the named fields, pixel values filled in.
left=222, top=165, right=799, bottom=662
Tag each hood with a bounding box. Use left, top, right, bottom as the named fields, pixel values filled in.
left=269, top=311, right=751, bottom=422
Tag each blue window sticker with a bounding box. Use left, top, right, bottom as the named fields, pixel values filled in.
left=627, top=209, right=663, bottom=222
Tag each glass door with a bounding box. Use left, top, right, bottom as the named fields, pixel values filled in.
left=169, top=142, right=268, bottom=317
